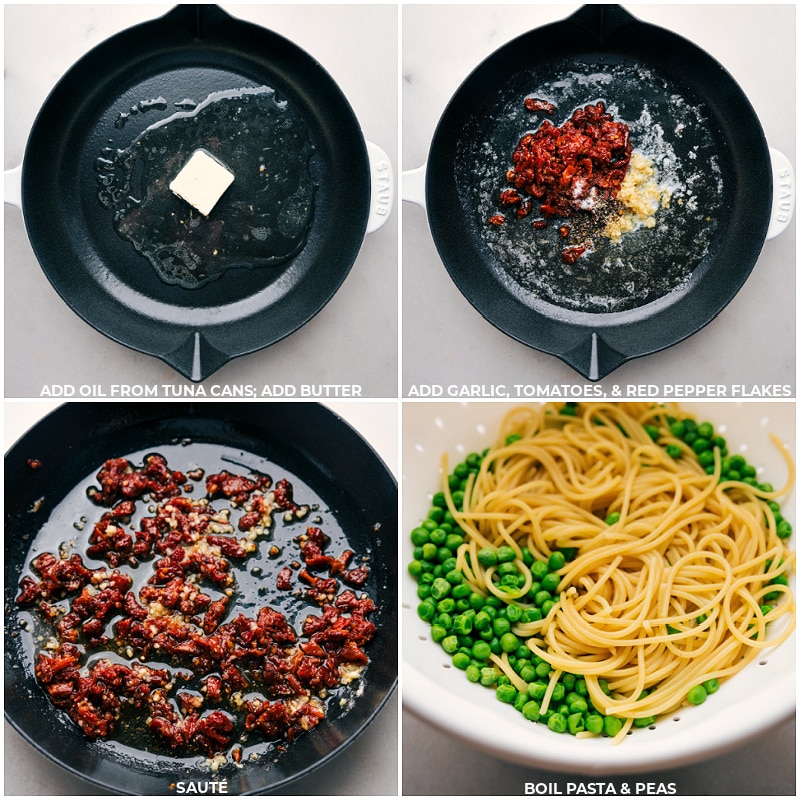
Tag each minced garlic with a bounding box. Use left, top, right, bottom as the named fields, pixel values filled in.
left=604, top=152, right=671, bottom=243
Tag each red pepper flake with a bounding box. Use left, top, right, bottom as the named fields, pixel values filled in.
left=559, top=225, right=571, bottom=239
left=561, top=245, right=588, bottom=264
left=524, top=97, right=556, bottom=114
left=488, top=213, right=505, bottom=226
left=532, top=219, right=548, bottom=230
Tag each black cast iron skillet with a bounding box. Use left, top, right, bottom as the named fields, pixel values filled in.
left=17, top=5, right=372, bottom=381
left=424, top=4, right=775, bottom=380
left=5, top=403, right=397, bottom=795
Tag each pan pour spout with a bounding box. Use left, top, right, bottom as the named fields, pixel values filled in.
left=164, top=4, right=234, bottom=40
left=566, top=4, right=638, bottom=43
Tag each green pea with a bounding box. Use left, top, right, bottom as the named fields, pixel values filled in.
left=436, top=546, right=451, bottom=563
left=417, top=601, right=436, bottom=622
left=497, top=545, right=517, bottom=563
left=480, top=667, right=500, bottom=687
left=697, top=450, right=715, bottom=467
left=686, top=685, right=707, bottom=705
left=535, top=662, right=551, bottom=679
left=505, top=433, right=522, bottom=445
left=569, top=698, right=588, bottom=715
left=703, top=678, right=720, bottom=695
left=541, top=572, right=560, bottom=593
left=408, top=560, right=424, bottom=578
left=437, top=597, right=456, bottom=614
left=477, top=548, right=498, bottom=568
left=441, top=635, right=459, bottom=654
left=410, top=527, right=430, bottom=547
left=472, top=640, right=492, bottom=661
left=777, top=519, right=793, bottom=539
left=473, top=611, right=492, bottom=632
left=633, top=716, right=656, bottom=728
left=453, top=614, right=473, bottom=635
left=665, top=444, right=682, bottom=459
left=568, top=712, right=586, bottom=735
left=466, top=452, right=482, bottom=468
left=697, top=422, right=714, bottom=440
left=585, top=714, right=604, bottom=734
left=527, top=681, right=548, bottom=701
left=548, top=551, right=566, bottom=571
left=692, top=438, right=711, bottom=454
left=445, top=569, right=463, bottom=585
left=430, top=624, right=447, bottom=643
left=541, top=599, right=557, bottom=616
left=534, top=590, right=551, bottom=608
left=548, top=713, right=567, bottom=733
left=469, top=592, right=486, bottom=610
left=521, top=608, right=543, bottom=624
left=522, top=700, right=541, bottom=721
left=603, top=716, right=623, bottom=737
left=427, top=506, right=445, bottom=523
left=453, top=462, right=469, bottom=479
left=500, top=632, right=520, bottom=653
left=605, top=511, right=621, bottom=525
left=429, top=527, right=447, bottom=546
left=492, top=617, right=511, bottom=637
left=496, top=684, right=517, bottom=704
left=465, top=664, right=480, bottom=683
left=531, top=560, right=549, bottom=580
left=421, top=542, right=438, bottom=561
left=643, top=424, right=660, bottom=441
left=669, top=421, right=686, bottom=438
left=431, top=577, right=451, bottom=600
left=451, top=583, right=472, bottom=599
left=452, top=651, right=470, bottom=670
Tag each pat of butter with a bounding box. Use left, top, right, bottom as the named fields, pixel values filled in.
left=169, top=149, right=234, bottom=216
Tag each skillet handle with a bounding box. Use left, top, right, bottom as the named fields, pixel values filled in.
left=766, top=147, right=794, bottom=240
left=401, top=164, right=427, bottom=211
left=4, top=164, right=23, bottom=211
left=366, top=141, right=394, bottom=234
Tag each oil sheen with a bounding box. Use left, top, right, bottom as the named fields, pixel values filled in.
left=94, top=86, right=316, bottom=289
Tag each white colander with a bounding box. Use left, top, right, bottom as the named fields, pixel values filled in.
left=402, top=401, right=795, bottom=774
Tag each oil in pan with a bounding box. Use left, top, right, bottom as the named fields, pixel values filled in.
left=93, top=86, right=317, bottom=289
left=461, top=60, right=723, bottom=313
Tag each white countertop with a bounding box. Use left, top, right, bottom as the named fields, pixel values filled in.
left=4, top=4, right=398, bottom=398
left=402, top=4, right=795, bottom=393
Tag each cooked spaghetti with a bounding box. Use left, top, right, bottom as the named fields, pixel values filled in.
left=424, top=402, right=795, bottom=740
